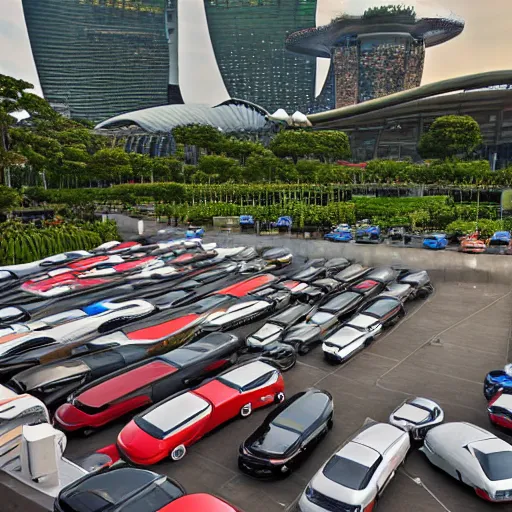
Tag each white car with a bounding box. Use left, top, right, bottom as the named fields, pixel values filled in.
left=322, top=297, right=404, bottom=363
left=299, top=422, right=410, bottom=512
left=389, top=397, right=444, bottom=440
left=421, top=422, right=512, bottom=502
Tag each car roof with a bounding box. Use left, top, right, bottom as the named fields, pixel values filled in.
left=142, top=392, right=210, bottom=430
left=219, top=361, right=275, bottom=388
left=322, top=292, right=360, bottom=311
left=491, top=393, right=512, bottom=410
left=352, top=423, right=405, bottom=455
left=347, top=314, right=378, bottom=329
left=159, top=493, right=237, bottom=511
left=336, top=442, right=380, bottom=468
left=470, top=438, right=512, bottom=454
left=427, top=422, right=493, bottom=445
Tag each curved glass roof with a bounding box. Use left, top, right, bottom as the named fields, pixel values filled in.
left=95, top=99, right=272, bottom=134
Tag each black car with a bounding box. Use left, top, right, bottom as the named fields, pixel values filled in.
left=238, top=388, right=333, bottom=479
left=291, top=265, right=328, bottom=283
left=54, top=464, right=185, bottom=512
left=9, top=329, right=241, bottom=409
left=333, top=264, right=371, bottom=286
left=282, top=291, right=366, bottom=354
left=364, top=267, right=398, bottom=285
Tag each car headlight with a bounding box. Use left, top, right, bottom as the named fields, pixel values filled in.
left=305, top=486, right=313, bottom=498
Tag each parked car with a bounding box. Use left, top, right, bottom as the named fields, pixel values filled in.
left=459, top=234, right=487, bottom=254
left=378, top=283, right=413, bottom=303
left=276, top=216, right=292, bottom=229
left=388, top=226, right=406, bottom=241
left=164, top=494, right=243, bottom=512
left=117, top=361, right=284, bottom=465
left=399, top=270, right=434, bottom=299
left=349, top=279, right=385, bottom=300
left=422, top=233, right=448, bottom=250
left=322, top=297, right=404, bottom=363
left=53, top=333, right=242, bottom=433
left=389, top=397, right=444, bottom=441
left=238, top=389, right=333, bottom=479
left=421, top=422, right=512, bottom=502
left=490, top=231, right=511, bottom=246
left=333, top=264, right=371, bottom=287
left=355, top=225, right=381, bottom=244
left=487, top=390, right=512, bottom=431
left=483, top=369, right=512, bottom=400
left=54, top=464, right=186, bottom=512
left=298, top=422, right=410, bottom=512
left=365, top=267, right=398, bottom=285
left=282, top=292, right=366, bottom=355
left=186, top=226, right=205, bottom=239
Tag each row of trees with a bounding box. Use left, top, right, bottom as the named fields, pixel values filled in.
left=1, top=72, right=486, bottom=190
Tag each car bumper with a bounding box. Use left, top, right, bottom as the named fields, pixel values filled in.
left=238, top=455, right=289, bottom=480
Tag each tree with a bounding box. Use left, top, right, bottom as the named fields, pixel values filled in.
left=0, top=186, right=19, bottom=212
left=243, top=150, right=283, bottom=182
left=418, top=115, right=483, bottom=160
left=87, top=148, right=131, bottom=183
left=197, top=155, right=241, bottom=183
left=312, top=131, right=351, bottom=162
left=172, top=125, right=225, bottom=153
left=269, top=130, right=312, bottom=163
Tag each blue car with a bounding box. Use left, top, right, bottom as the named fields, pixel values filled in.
left=332, top=230, right=353, bottom=243
left=355, top=225, right=381, bottom=243
left=276, top=216, right=292, bottom=228
left=489, top=231, right=511, bottom=246
left=185, top=227, right=205, bottom=239
left=239, top=215, right=255, bottom=227
left=422, top=233, right=448, bottom=250
left=484, top=370, right=512, bottom=400
left=324, top=224, right=351, bottom=241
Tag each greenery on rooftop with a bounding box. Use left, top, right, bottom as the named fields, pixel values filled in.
left=363, top=4, right=416, bottom=21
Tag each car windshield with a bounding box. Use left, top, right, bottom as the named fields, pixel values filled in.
left=120, top=478, right=184, bottom=512
left=321, top=293, right=359, bottom=313
left=361, top=300, right=397, bottom=318
left=252, top=424, right=301, bottom=455
left=252, top=323, right=282, bottom=341
left=323, top=455, right=379, bottom=490
left=474, top=450, right=512, bottom=481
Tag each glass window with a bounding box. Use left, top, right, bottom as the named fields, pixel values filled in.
left=474, top=450, right=512, bottom=481
left=120, top=478, right=184, bottom=512
left=273, top=392, right=329, bottom=433
left=361, top=299, right=397, bottom=318
left=323, top=455, right=381, bottom=490
left=252, top=424, right=300, bottom=455
left=321, top=292, right=359, bottom=313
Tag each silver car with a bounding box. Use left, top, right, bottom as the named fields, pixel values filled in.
left=378, top=283, right=413, bottom=303
left=389, top=397, right=444, bottom=440
left=421, top=422, right=512, bottom=502
left=299, top=422, right=410, bottom=512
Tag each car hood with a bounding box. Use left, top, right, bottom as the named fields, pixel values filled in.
left=346, top=314, right=379, bottom=330
left=324, top=326, right=365, bottom=348
left=202, top=300, right=271, bottom=328
left=309, top=467, right=364, bottom=506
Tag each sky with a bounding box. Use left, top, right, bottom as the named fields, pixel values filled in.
left=1, top=0, right=510, bottom=104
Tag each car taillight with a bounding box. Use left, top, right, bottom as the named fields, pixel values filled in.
left=363, top=499, right=376, bottom=512
left=475, top=488, right=493, bottom=501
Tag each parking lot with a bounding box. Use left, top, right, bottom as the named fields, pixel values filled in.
left=66, top=276, right=512, bottom=512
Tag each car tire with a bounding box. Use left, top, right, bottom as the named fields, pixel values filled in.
left=170, top=444, right=186, bottom=461
left=364, top=336, right=374, bottom=348
left=240, top=403, right=252, bottom=418
left=298, top=344, right=310, bottom=356
left=280, top=355, right=296, bottom=372
left=274, top=392, right=285, bottom=404
left=327, top=417, right=334, bottom=430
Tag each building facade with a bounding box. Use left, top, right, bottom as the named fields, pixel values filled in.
left=22, top=0, right=172, bottom=121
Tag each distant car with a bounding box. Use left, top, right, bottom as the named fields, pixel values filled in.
left=322, top=297, right=404, bottom=363
left=483, top=370, right=512, bottom=400
left=487, top=390, right=512, bottom=431
left=54, top=464, right=186, bottom=512
left=282, top=292, right=366, bottom=355
left=355, top=225, right=381, bottom=244
left=389, top=397, right=444, bottom=441
left=117, top=361, right=284, bottom=465
left=164, top=494, right=243, bottom=512
left=388, top=226, right=406, bottom=241
left=238, top=389, right=333, bottom=479
left=276, top=216, right=292, bottom=229
left=324, top=225, right=352, bottom=242
left=331, top=231, right=353, bottom=243
left=421, top=422, right=512, bottom=502
left=298, top=422, right=410, bottom=512
left=489, top=231, right=511, bottom=246
left=239, top=215, right=255, bottom=227
left=459, top=235, right=487, bottom=254
left=53, top=333, right=242, bottom=434
left=186, top=227, right=205, bottom=239
left=422, top=233, right=448, bottom=250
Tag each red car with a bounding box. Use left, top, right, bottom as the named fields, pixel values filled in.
left=488, top=390, right=512, bottom=431
left=161, top=494, right=243, bottom=512
left=116, top=360, right=285, bottom=465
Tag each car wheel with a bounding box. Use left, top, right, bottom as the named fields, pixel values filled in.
left=327, top=417, right=334, bottom=430
left=170, top=444, right=186, bottom=461
left=298, top=344, right=310, bottom=356
left=280, top=354, right=296, bottom=372
left=274, top=392, right=285, bottom=404
left=364, top=336, right=374, bottom=348
left=240, top=403, right=252, bottom=418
